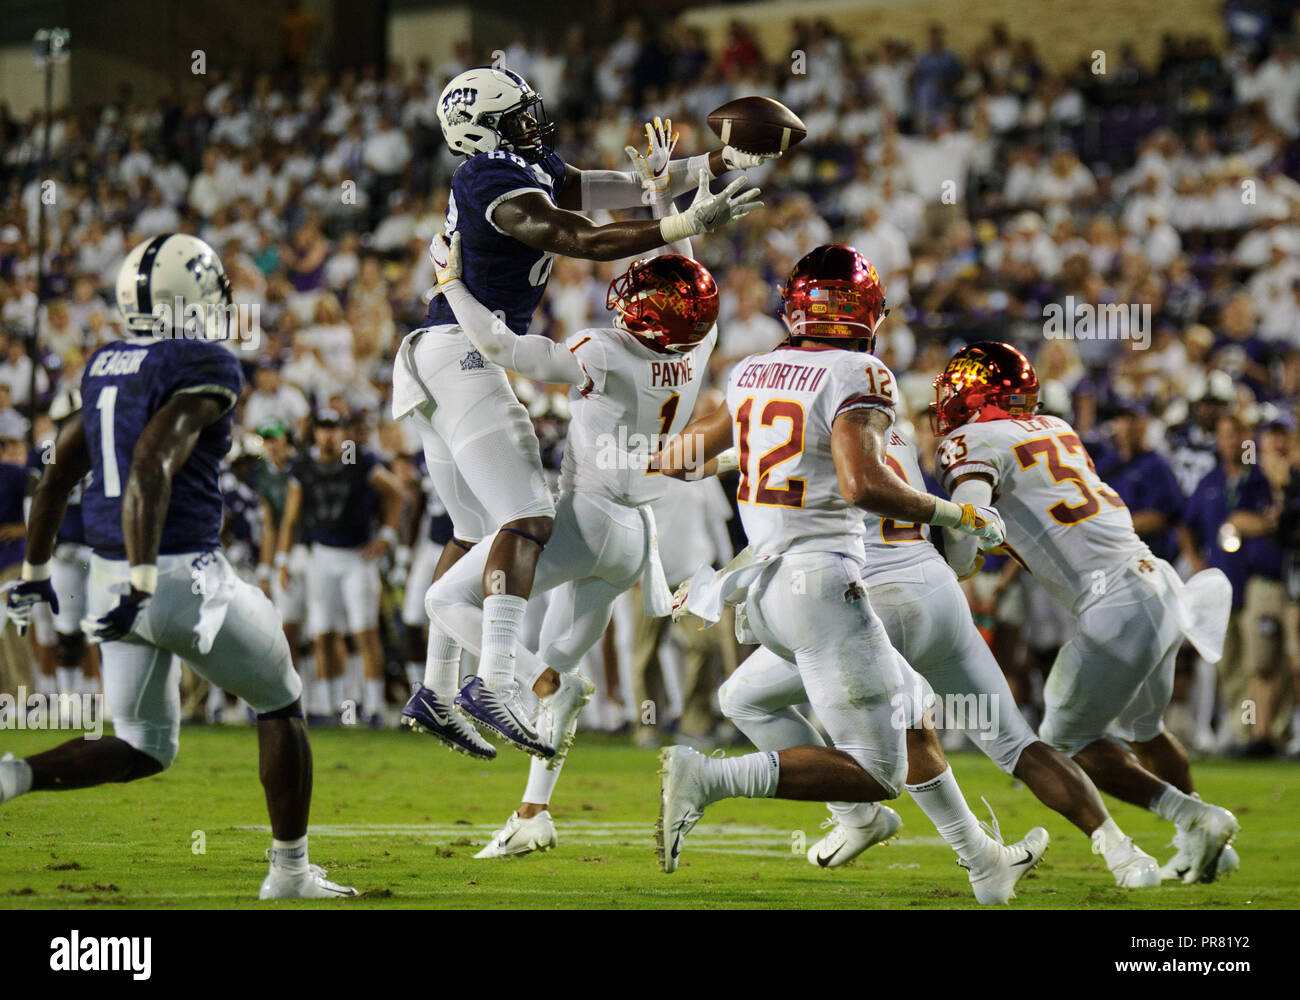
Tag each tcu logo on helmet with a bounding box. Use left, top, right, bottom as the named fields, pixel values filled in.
left=441, top=87, right=477, bottom=122
left=186, top=253, right=224, bottom=298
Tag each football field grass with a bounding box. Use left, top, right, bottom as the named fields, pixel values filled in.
left=0, top=726, right=1296, bottom=909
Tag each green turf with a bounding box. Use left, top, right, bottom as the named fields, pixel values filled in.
left=0, top=726, right=1295, bottom=909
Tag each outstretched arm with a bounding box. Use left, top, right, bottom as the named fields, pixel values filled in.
left=435, top=232, right=587, bottom=384
left=558, top=118, right=777, bottom=213
left=494, top=168, right=759, bottom=262
left=559, top=150, right=725, bottom=212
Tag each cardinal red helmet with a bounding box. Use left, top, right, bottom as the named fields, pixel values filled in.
left=929, top=341, right=1040, bottom=436
left=780, top=244, right=887, bottom=351
left=606, top=254, right=719, bottom=354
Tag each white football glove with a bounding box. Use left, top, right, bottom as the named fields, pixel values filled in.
left=624, top=117, right=678, bottom=195
left=670, top=577, right=711, bottom=631
left=721, top=146, right=779, bottom=171
left=950, top=503, right=1006, bottom=551
left=679, top=169, right=762, bottom=236
left=431, top=230, right=462, bottom=287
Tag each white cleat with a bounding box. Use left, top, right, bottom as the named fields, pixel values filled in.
left=964, top=827, right=1050, bottom=904
left=539, top=673, right=595, bottom=770
left=1162, top=807, right=1241, bottom=884
left=655, top=746, right=711, bottom=873
left=806, top=806, right=903, bottom=868
left=259, top=863, right=358, bottom=900
left=0, top=753, right=30, bottom=805
left=1162, top=839, right=1241, bottom=883
left=473, top=810, right=558, bottom=858
left=1098, top=835, right=1162, bottom=889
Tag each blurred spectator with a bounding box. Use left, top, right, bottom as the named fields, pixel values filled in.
left=1181, top=413, right=1285, bottom=751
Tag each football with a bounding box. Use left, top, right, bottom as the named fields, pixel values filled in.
left=706, top=95, right=807, bottom=155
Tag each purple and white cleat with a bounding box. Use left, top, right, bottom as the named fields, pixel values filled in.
left=401, top=684, right=497, bottom=760
left=454, top=676, right=555, bottom=760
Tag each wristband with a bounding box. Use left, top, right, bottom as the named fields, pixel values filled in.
left=659, top=212, right=696, bottom=245
left=274, top=552, right=288, bottom=568
left=929, top=497, right=965, bottom=528
left=255, top=564, right=272, bottom=583
left=714, top=447, right=740, bottom=475
left=21, top=560, right=50, bottom=581
left=379, top=526, right=399, bottom=548
left=129, top=564, right=158, bottom=595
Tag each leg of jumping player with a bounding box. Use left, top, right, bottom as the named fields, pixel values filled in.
left=1046, top=629, right=1240, bottom=884
left=477, top=513, right=554, bottom=692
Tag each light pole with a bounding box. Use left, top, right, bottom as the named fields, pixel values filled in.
left=28, top=27, right=70, bottom=453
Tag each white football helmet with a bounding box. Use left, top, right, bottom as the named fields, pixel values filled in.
left=437, top=66, right=555, bottom=162
left=115, top=233, right=232, bottom=339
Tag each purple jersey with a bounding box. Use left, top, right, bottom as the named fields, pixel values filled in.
left=290, top=448, right=379, bottom=549
left=80, top=338, right=243, bottom=559
left=426, top=148, right=567, bottom=335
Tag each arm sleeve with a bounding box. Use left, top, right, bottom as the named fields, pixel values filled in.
left=666, top=154, right=716, bottom=195
left=578, top=154, right=714, bottom=212
left=441, top=279, right=586, bottom=385
left=943, top=476, right=995, bottom=577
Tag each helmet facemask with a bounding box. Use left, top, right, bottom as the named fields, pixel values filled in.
left=607, top=256, right=719, bottom=355
left=494, top=92, right=556, bottom=162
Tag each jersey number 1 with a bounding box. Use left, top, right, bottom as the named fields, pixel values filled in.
left=95, top=385, right=122, bottom=499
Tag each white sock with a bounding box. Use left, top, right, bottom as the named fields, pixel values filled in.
left=1150, top=784, right=1207, bottom=828
left=364, top=679, right=384, bottom=716
left=829, top=801, right=881, bottom=827
left=480, top=595, right=528, bottom=689
left=35, top=672, right=56, bottom=695
left=327, top=676, right=345, bottom=715
left=1091, top=816, right=1128, bottom=855
left=346, top=653, right=363, bottom=708
left=704, top=751, right=779, bottom=802
left=405, top=662, right=422, bottom=695
left=906, top=765, right=999, bottom=870
left=522, top=755, right=563, bottom=806
left=270, top=835, right=309, bottom=874
left=83, top=674, right=100, bottom=695
left=423, top=629, right=462, bottom=700
left=55, top=667, right=78, bottom=693
left=206, top=683, right=225, bottom=713
left=0, top=756, right=33, bottom=799
left=308, top=678, right=329, bottom=716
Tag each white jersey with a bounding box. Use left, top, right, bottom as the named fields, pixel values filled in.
left=561, top=325, right=715, bottom=507
left=724, top=345, right=897, bottom=559
left=862, top=432, right=943, bottom=580
left=935, top=413, right=1145, bottom=614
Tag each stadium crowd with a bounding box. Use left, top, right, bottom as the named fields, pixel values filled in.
left=1, top=7, right=1298, bottom=757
